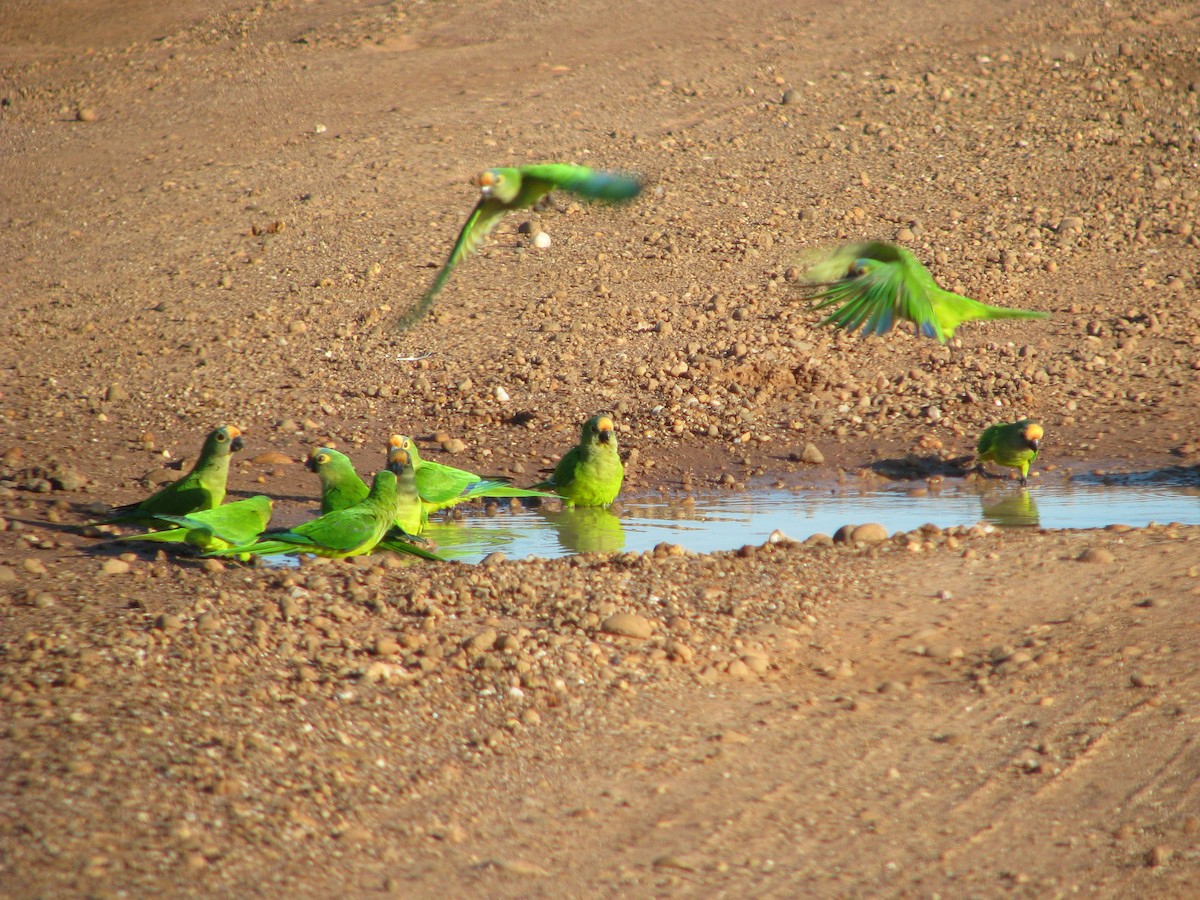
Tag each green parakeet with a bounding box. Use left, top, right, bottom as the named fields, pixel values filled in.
left=400, top=163, right=643, bottom=329
left=115, top=495, right=273, bottom=553
left=104, top=425, right=244, bottom=524
left=797, top=241, right=1049, bottom=343
left=304, top=444, right=440, bottom=559
left=980, top=489, right=1039, bottom=527
left=976, top=419, right=1044, bottom=485
left=388, top=434, right=554, bottom=521
left=306, top=447, right=369, bottom=514
left=213, top=447, right=407, bottom=559
left=535, top=414, right=624, bottom=507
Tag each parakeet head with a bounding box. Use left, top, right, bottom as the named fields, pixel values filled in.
left=584, top=414, right=617, bottom=446
left=387, top=445, right=413, bottom=474
left=305, top=447, right=335, bottom=474
left=1022, top=422, right=1044, bottom=451
left=472, top=168, right=519, bottom=203
left=206, top=424, right=244, bottom=455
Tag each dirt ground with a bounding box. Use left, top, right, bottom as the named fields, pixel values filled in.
left=3, top=0, right=1200, bottom=895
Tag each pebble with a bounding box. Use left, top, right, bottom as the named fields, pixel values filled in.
left=1077, top=548, right=1115, bottom=564
left=781, top=89, right=801, bottom=106
left=601, top=612, right=654, bottom=640
left=851, top=523, right=889, bottom=543
left=76, top=107, right=97, bottom=122
left=24, top=558, right=48, bottom=575
left=101, top=559, right=130, bottom=575
left=532, top=232, right=552, bottom=249
left=1146, top=845, right=1172, bottom=867
left=156, top=613, right=184, bottom=632
left=799, top=442, right=824, bottom=465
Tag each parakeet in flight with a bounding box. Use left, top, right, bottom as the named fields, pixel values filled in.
left=399, top=163, right=643, bottom=329
left=115, top=495, right=273, bottom=553
left=213, top=445, right=408, bottom=559
left=535, top=414, right=624, bottom=507
left=796, top=241, right=1049, bottom=343
left=388, top=434, right=554, bottom=522
left=104, top=425, right=244, bottom=524
left=976, top=419, right=1044, bottom=485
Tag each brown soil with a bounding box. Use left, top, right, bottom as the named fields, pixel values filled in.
left=3, top=0, right=1200, bottom=895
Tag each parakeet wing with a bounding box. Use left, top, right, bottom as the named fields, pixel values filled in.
left=519, top=164, right=642, bottom=202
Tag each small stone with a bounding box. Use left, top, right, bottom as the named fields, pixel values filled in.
left=480, top=551, right=506, bottom=566
left=1077, top=548, right=1115, bottom=564
left=156, top=613, right=184, bottom=632
left=252, top=451, right=293, bottom=466
left=441, top=438, right=467, bottom=454
left=76, top=107, right=98, bottom=122
left=741, top=651, right=771, bottom=674
left=196, top=613, right=221, bottom=634
left=200, top=559, right=225, bottom=574
left=24, top=558, right=49, bottom=575
left=833, top=525, right=857, bottom=544
left=799, top=442, right=824, bottom=464
left=373, top=637, right=402, bottom=658
left=532, top=231, right=552, bottom=249
left=781, top=89, right=801, bottom=106
left=851, top=523, right=888, bottom=543
left=105, top=383, right=129, bottom=402
left=467, top=629, right=498, bottom=652
left=601, top=612, right=654, bottom=640
left=101, top=558, right=130, bottom=575
left=726, top=658, right=754, bottom=678
left=494, top=386, right=511, bottom=402
left=1146, top=845, right=1172, bottom=867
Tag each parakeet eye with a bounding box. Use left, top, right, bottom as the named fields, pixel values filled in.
left=216, top=432, right=228, bottom=443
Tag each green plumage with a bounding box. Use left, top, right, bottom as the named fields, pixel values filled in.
left=116, top=495, right=273, bottom=553
left=305, top=444, right=441, bottom=559
left=104, top=425, right=244, bottom=524
left=400, top=163, right=642, bottom=329
left=389, top=434, right=554, bottom=523
left=976, top=419, right=1044, bottom=485
left=213, top=450, right=406, bottom=559
left=798, top=241, right=1049, bottom=343
left=306, top=447, right=370, bottom=514
left=535, top=414, right=624, bottom=508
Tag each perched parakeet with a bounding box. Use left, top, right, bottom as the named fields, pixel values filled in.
left=304, top=444, right=439, bottom=558
left=797, top=241, right=1049, bottom=343
left=213, top=448, right=406, bottom=559
left=388, top=434, right=554, bottom=521
left=306, top=447, right=369, bottom=514
left=400, top=163, right=643, bottom=329
left=104, top=425, right=244, bottom=524
left=976, top=419, right=1044, bottom=485
left=115, top=495, right=273, bottom=553
left=535, top=414, right=624, bottom=507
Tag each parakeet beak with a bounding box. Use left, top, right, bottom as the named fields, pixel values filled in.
left=304, top=453, right=321, bottom=473
left=475, top=170, right=498, bottom=198
left=1025, top=423, right=1044, bottom=452
left=228, top=426, right=244, bottom=452
left=597, top=417, right=614, bottom=444
left=388, top=447, right=411, bottom=471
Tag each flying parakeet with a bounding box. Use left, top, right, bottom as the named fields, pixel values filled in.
left=212, top=446, right=407, bottom=559
left=796, top=241, right=1049, bottom=343
left=400, top=163, right=643, bottom=329
left=388, top=434, right=554, bottom=521
left=976, top=419, right=1044, bottom=485
left=535, top=414, right=624, bottom=507
left=115, top=495, right=273, bottom=553
left=104, top=425, right=244, bottom=524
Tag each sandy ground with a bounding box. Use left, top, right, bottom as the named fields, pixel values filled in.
left=2, top=0, right=1200, bottom=895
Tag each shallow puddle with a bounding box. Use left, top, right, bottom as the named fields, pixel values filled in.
left=418, top=476, right=1200, bottom=564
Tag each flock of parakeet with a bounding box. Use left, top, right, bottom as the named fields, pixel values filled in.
left=93, top=161, right=1052, bottom=562
left=94, top=416, right=626, bottom=562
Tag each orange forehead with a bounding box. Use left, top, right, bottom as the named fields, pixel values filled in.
left=1024, top=423, right=1044, bottom=441
left=475, top=170, right=498, bottom=187
left=225, top=425, right=242, bottom=438
left=596, top=416, right=614, bottom=431
left=388, top=447, right=411, bottom=465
